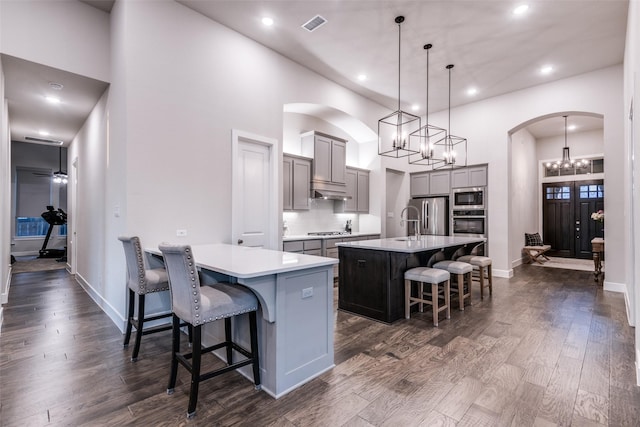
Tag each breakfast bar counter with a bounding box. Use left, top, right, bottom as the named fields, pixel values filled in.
left=337, top=236, right=486, bottom=323
left=147, top=244, right=338, bottom=398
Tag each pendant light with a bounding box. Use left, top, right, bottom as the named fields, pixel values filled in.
left=52, top=146, right=68, bottom=184
left=378, top=16, right=421, bottom=158
left=545, top=115, right=589, bottom=171
left=408, top=43, right=446, bottom=166
left=434, top=64, right=467, bottom=169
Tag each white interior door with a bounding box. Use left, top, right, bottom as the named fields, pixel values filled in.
left=231, top=130, right=278, bottom=249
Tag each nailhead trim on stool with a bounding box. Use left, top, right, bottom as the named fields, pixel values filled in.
left=404, top=267, right=451, bottom=326
left=433, top=260, right=473, bottom=311
left=456, top=255, right=493, bottom=299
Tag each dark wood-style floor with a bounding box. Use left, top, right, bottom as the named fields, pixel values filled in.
left=1, top=265, right=639, bottom=426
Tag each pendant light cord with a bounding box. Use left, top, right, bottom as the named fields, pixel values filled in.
left=447, top=64, right=454, bottom=134
left=564, top=115, right=568, bottom=148
left=425, top=46, right=430, bottom=124
left=397, top=19, right=401, bottom=112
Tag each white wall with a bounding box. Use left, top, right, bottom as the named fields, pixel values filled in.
left=623, top=0, right=639, bottom=384
left=510, top=128, right=539, bottom=266
left=0, top=0, right=110, bottom=82
left=1, top=59, right=10, bottom=312
left=385, top=169, right=408, bottom=238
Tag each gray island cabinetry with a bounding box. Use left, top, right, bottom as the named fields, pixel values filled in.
left=337, top=236, right=485, bottom=323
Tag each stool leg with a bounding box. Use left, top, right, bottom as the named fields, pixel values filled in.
left=444, top=280, right=451, bottom=320
left=405, top=279, right=411, bottom=319
left=466, top=272, right=473, bottom=306
left=131, top=293, right=146, bottom=361
left=488, top=265, right=493, bottom=296
left=123, top=288, right=135, bottom=347
left=187, top=325, right=202, bottom=419
left=419, top=282, right=424, bottom=313
left=225, top=317, right=233, bottom=365
left=167, top=314, right=181, bottom=394
left=249, top=311, right=261, bottom=389
left=457, top=274, right=464, bottom=311
left=431, top=283, right=439, bottom=327
left=479, top=266, right=485, bottom=299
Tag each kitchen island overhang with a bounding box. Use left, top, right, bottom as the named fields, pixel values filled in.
left=336, top=236, right=486, bottom=324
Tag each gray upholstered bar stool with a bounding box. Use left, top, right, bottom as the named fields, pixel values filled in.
left=119, top=236, right=172, bottom=362
left=404, top=267, right=451, bottom=326
left=431, top=252, right=473, bottom=311
left=159, top=244, right=261, bottom=419
left=455, top=254, right=493, bottom=299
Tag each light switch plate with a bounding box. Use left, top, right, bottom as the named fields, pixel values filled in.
left=176, top=229, right=187, bottom=237
left=302, top=287, right=313, bottom=298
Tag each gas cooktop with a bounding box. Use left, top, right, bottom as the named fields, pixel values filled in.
left=307, top=231, right=352, bottom=236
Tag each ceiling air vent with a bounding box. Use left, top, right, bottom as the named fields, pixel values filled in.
left=25, top=136, right=64, bottom=145
left=302, top=15, right=327, bottom=32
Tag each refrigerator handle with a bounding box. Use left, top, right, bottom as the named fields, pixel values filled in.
left=423, top=201, right=428, bottom=233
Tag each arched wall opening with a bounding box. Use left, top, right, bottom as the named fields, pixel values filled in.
left=508, top=111, right=604, bottom=268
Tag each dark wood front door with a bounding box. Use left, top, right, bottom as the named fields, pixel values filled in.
left=542, top=180, right=604, bottom=259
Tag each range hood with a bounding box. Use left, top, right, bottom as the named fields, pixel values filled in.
left=311, top=190, right=351, bottom=200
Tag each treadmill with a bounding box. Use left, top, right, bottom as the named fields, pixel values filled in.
left=38, top=206, right=67, bottom=259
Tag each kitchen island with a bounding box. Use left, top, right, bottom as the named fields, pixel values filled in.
left=337, top=236, right=486, bottom=323
left=146, top=244, right=338, bottom=398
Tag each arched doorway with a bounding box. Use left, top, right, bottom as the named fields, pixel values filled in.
left=510, top=111, right=605, bottom=262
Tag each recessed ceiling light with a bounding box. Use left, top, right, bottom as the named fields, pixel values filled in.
left=411, top=104, right=420, bottom=111
left=513, top=4, right=529, bottom=15
left=540, top=65, right=554, bottom=75
left=39, top=130, right=50, bottom=136
left=357, top=74, right=367, bottom=81
left=568, top=124, right=577, bottom=131
left=45, top=96, right=61, bottom=104
left=49, top=82, right=64, bottom=90
left=262, top=17, right=274, bottom=26
left=467, top=88, right=478, bottom=96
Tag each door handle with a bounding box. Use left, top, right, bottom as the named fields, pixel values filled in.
left=237, top=239, right=244, bottom=245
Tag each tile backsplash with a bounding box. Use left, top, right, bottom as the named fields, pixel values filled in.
left=283, top=199, right=358, bottom=236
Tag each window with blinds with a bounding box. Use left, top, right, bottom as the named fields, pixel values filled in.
left=15, top=167, right=67, bottom=237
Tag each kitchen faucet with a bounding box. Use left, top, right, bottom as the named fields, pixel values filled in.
left=400, top=205, right=420, bottom=240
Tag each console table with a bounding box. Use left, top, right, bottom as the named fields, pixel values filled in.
left=591, top=237, right=604, bottom=285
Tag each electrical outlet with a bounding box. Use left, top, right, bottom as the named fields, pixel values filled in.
left=387, top=212, right=394, bottom=218
left=176, top=229, right=187, bottom=237
left=301, top=287, right=313, bottom=299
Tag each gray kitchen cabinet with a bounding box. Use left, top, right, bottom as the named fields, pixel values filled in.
left=283, top=154, right=311, bottom=211
left=410, top=172, right=430, bottom=197
left=282, top=239, right=322, bottom=255
left=429, top=170, right=450, bottom=195
left=336, top=167, right=370, bottom=213
left=451, top=165, right=488, bottom=188
left=410, top=170, right=450, bottom=197
left=300, top=131, right=347, bottom=192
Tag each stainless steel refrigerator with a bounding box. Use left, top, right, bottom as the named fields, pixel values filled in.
left=406, top=197, right=449, bottom=236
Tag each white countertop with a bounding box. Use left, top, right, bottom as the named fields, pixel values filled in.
left=336, top=236, right=486, bottom=253
left=147, top=243, right=338, bottom=278
left=282, top=232, right=379, bottom=242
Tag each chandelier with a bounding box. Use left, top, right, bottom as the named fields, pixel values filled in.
left=433, top=64, right=467, bottom=169
left=408, top=44, right=446, bottom=166
left=378, top=16, right=421, bottom=158
left=545, top=115, right=589, bottom=171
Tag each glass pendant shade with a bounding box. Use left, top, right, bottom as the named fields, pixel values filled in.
left=434, top=64, right=467, bottom=169
left=378, top=16, right=421, bottom=158
left=409, top=43, right=446, bottom=166
left=52, top=146, right=68, bottom=184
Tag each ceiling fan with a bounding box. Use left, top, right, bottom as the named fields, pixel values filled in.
left=32, top=147, right=68, bottom=184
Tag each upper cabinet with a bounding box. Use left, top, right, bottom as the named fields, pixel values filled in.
left=410, top=170, right=450, bottom=197
left=451, top=165, right=487, bottom=188
left=301, top=131, right=347, bottom=195
left=336, top=167, right=370, bottom=213
left=283, top=154, right=312, bottom=211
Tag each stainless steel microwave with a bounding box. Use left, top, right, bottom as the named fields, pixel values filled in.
left=452, top=187, right=485, bottom=209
